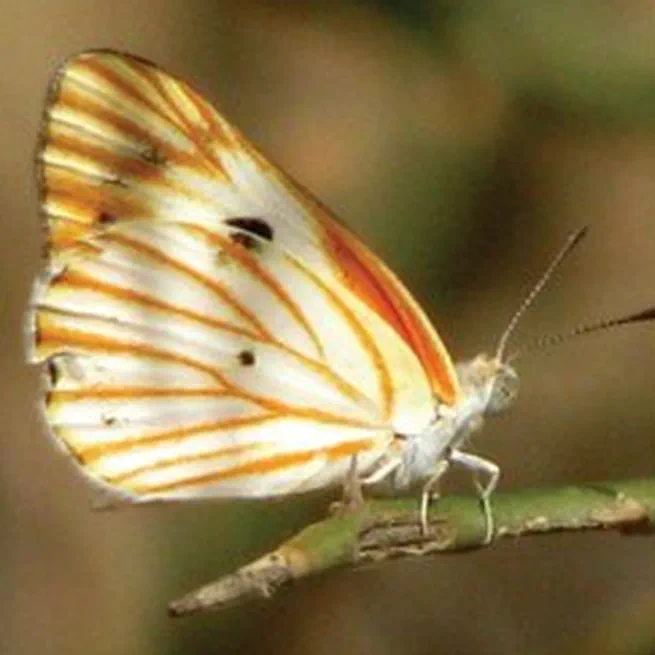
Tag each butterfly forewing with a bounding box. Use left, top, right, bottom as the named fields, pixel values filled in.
left=31, top=50, right=459, bottom=502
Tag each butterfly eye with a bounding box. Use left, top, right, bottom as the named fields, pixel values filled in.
left=487, top=365, right=519, bottom=415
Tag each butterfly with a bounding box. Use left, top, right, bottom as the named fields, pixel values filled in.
left=29, top=50, right=562, bottom=543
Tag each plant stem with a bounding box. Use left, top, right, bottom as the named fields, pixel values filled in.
left=168, top=477, right=655, bottom=617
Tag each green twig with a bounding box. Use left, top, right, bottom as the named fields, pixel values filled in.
left=168, top=477, right=655, bottom=617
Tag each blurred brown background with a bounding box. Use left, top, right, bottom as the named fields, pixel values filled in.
left=3, top=1, right=655, bottom=654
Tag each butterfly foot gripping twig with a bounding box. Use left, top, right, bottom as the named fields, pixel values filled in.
left=472, top=472, right=497, bottom=545
left=448, top=450, right=500, bottom=544
left=330, top=455, right=367, bottom=517
left=419, top=455, right=498, bottom=544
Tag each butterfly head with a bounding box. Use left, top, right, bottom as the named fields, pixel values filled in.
left=487, top=358, right=520, bottom=414
left=456, top=354, right=519, bottom=420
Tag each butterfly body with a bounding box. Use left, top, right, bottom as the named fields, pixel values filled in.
left=31, top=50, right=513, bottom=533
left=372, top=355, right=517, bottom=495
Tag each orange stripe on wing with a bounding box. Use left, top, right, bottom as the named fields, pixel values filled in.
left=50, top=386, right=230, bottom=402
left=184, top=84, right=237, bottom=152
left=68, top=402, right=380, bottom=462
left=278, top=348, right=370, bottom=407
left=43, top=165, right=152, bottom=227
left=51, top=85, right=208, bottom=173
left=190, top=225, right=326, bottom=358
left=127, top=437, right=378, bottom=494
left=54, top=268, right=264, bottom=341
left=60, top=54, right=230, bottom=190
left=107, top=442, right=265, bottom=485
left=46, top=217, right=100, bottom=252
left=46, top=129, right=165, bottom=184
left=54, top=268, right=369, bottom=407
left=104, top=232, right=273, bottom=339
left=74, top=56, right=181, bottom=131
left=118, top=55, right=231, bottom=178
left=79, top=414, right=277, bottom=463
left=36, top=316, right=230, bottom=386
left=287, top=254, right=394, bottom=419
left=321, top=219, right=460, bottom=406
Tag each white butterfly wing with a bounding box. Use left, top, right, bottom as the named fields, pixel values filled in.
left=31, top=51, right=460, bottom=502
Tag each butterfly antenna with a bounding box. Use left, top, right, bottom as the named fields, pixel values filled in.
left=495, top=226, right=589, bottom=361
left=509, top=306, right=655, bottom=362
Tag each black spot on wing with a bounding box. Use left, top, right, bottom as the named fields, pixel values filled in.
left=237, top=350, right=256, bottom=366
left=225, top=217, right=274, bottom=250
left=97, top=211, right=117, bottom=226
left=46, top=359, right=59, bottom=386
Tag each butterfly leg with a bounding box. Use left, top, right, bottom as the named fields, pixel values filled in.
left=449, top=449, right=500, bottom=544
left=330, top=455, right=364, bottom=516
left=341, top=455, right=365, bottom=511
left=419, top=458, right=450, bottom=534
left=360, top=457, right=402, bottom=486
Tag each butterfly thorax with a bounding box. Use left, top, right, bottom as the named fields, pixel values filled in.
left=389, top=354, right=519, bottom=490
